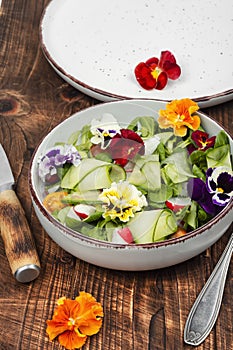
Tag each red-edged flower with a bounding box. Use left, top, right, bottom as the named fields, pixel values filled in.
left=134, top=50, right=181, bottom=90
left=191, top=130, right=216, bottom=151
left=110, top=129, right=145, bottom=166
left=90, top=129, right=145, bottom=167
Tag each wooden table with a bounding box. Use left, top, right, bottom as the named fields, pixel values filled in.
left=0, top=1, right=232, bottom=349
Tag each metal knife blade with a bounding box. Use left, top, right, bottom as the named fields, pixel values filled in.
left=0, top=144, right=15, bottom=192
left=0, top=144, right=40, bottom=283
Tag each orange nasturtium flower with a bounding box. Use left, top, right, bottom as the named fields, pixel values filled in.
left=46, top=292, right=104, bottom=350
left=158, top=98, right=200, bottom=137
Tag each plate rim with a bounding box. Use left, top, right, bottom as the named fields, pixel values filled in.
left=39, top=0, right=233, bottom=107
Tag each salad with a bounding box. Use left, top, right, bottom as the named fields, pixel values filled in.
left=38, top=99, right=233, bottom=244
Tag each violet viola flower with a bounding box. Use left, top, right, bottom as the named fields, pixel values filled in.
left=38, top=144, right=81, bottom=183
left=187, top=178, right=219, bottom=216
left=206, top=167, right=233, bottom=206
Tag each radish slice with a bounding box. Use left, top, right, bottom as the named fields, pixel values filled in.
left=74, top=204, right=96, bottom=219
left=165, top=197, right=191, bottom=212
left=111, top=227, right=134, bottom=244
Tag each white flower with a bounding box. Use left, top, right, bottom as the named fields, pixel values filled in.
left=206, top=166, right=233, bottom=206
left=90, top=113, right=121, bottom=149
left=99, top=180, right=147, bottom=222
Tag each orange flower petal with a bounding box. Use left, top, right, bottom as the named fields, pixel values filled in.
left=46, top=319, right=70, bottom=341
left=75, top=292, right=104, bottom=336
left=158, top=98, right=200, bottom=136
left=46, top=292, right=104, bottom=350
left=173, top=124, right=190, bottom=137
left=58, top=330, right=87, bottom=350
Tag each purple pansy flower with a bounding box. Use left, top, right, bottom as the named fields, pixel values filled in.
left=206, top=167, right=233, bottom=206
left=187, top=178, right=219, bottom=216
left=38, top=144, right=81, bottom=183
left=187, top=166, right=233, bottom=216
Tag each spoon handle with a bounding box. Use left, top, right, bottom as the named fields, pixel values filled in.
left=184, top=232, right=233, bottom=346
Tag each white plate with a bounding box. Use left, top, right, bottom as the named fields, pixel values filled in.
left=40, top=0, right=233, bottom=107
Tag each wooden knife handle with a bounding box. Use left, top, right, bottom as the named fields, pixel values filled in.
left=0, top=189, right=40, bottom=282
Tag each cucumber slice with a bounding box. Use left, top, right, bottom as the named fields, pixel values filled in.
left=128, top=210, right=161, bottom=243
left=128, top=209, right=177, bottom=243
left=61, top=158, right=126, bottom=191
left=63, top=190, right=101, bottom=205
left=61, top=158, right=102, bottom=189
left=109, top=164, right=126, bottom=183
left=128, top=161, right=147, bottom=187
left=153, top=210, right=177, bottom=241
left=141, top=161, right=161, bottom=190
left=129, top=155, right=161, bottom=190
left=77, top=165, right=112, bottom=191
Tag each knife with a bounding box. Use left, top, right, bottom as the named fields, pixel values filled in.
left=0, top=144, right=40, bottom=283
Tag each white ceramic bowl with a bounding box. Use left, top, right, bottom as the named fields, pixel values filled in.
left=29, top=100, right=233, bottom=270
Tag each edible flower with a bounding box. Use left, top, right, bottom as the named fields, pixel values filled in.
left=206, top=167, right=233, bottom=206
left=90, top=113, right=121, bottom=149
left=187, top=177, right=219, bottom=216
left=38, top=145, right=81, bottom=183
left=99, top=180, right=148, bottom=222
left=191, top=130, right=216, bottom=151
left=187, top=165, right=233, bottom=215
left=158, top=98, right=200, bottom=137
left=46, top=292, right=104, bottom=350
left=110, top=129, right=145, bottom=166
left=134, top=50, right=181, bottom=90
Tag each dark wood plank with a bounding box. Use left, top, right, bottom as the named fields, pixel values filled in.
left=0, top=1, right=232, bottom=349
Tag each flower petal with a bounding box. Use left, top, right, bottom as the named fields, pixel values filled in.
left=134, top=62, right=157, bottom=90
left=206, top=167, right=233, bottom=207
left=145, top=56, right=159, bottom=68
left=58, top=330, right=87, bottom=350
left=215, top=171, right=233, bottom=194
left=99, top=181, right=147, bottom=222
left=134, top=51, right=181, bottom=90
left=159, top=50, right=177, bottom=66
left=187, top=178, right=218, bottom=216
left=187, top=178, right=206, bottom=202
left=158, top=51, right=181, bottom=80
left=161, top=61, right=181, bottom=80
left=191, top=130, right=216, bottom=151
left=110, top=129, right=145, bottom=166
left=212, top=192, right=231, bottom=206
left=155, top=71, right=168, bottom=90
left=75, top=292, right=104, bottom=335
left=191, top=130, right=208, bottom=147
left=158, top=99, right=200, bottom=136
left=46, top=292, right=103, bottom=350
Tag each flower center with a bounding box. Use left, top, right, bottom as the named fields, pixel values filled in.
left=151, top=67, right=162, bottom=79
left=216, top=187, right=224, bottom=193
left=174, top=113, right=185, bottom=123
left=68, top=317, right=76, bottom=326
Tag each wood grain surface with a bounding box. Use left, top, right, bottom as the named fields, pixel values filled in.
left=0, top=1, right=232, bottom=349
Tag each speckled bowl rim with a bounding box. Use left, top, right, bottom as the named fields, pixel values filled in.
left=28, top=100, right=233, bottom=250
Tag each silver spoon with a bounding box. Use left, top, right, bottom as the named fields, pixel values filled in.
left=184, top=232, right=233, bottom=346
